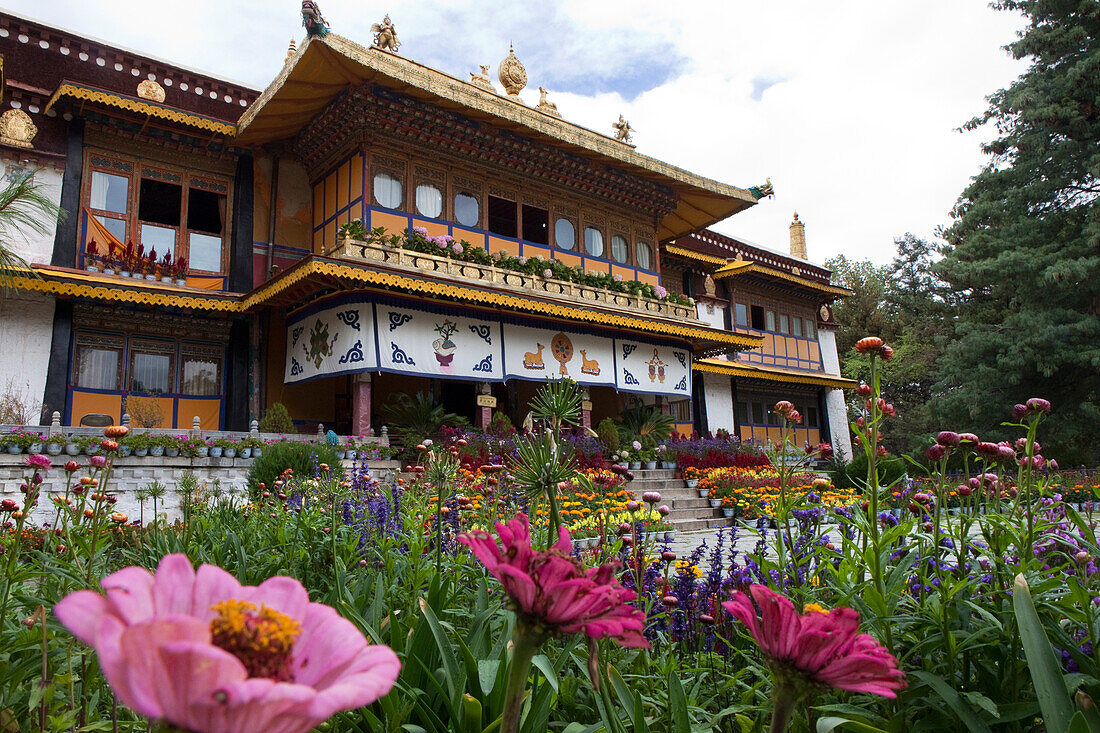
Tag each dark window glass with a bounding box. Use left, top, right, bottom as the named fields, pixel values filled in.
left=751, top=402, right=764, bottom=424
left=187, top=189, right=225, bottom=234
left=750, top=305, right=765, bottom=330
left=808, top=406, right=819, bottom=427
left=138, top=179, right=182, bottom=227
left=487, top=195, right=517, bottom=237
left=736, top=401, right=749, bottom=424
left=735, top=303, right=748, bottom=327
left=682, top=271, right=696, bottom=298
left=792, top=316, right=803, bottom=336
left=521, top=204, right=549, bottom=244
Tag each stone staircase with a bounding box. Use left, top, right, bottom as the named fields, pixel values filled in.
left=626, top=468, right=732, bottom=533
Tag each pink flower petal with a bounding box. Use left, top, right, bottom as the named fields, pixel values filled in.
left=54, top=590, right=114, bottom=647
left=189, top=563, right=244, bottom=621
left=101, top=566, right=156, bottom=624
left=152, top=554, right=197, bottom=615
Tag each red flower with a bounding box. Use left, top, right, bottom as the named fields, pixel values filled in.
left=723, top=585, right=905, bottom=698
left=854, top=336, right=884, bottom=354
left=458, top=513, right=648, bottom=648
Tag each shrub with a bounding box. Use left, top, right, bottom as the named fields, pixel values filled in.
left=245, top=440, right=343, bottom=499
left=596, top=417, right=620, bottom=454
left=828, top=452, right=908, bottom=491
left=123, top=394, right=164, bottom=428
left=258, top=402, right=295, bottom=434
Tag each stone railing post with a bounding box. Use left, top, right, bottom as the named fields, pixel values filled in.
left=316, top=423, right=324, bottom=442
left=122, top=413, right=131, bottom=429
left=380, top=425, right=388, bottom=445
left=250, top=420, right=259, bottom=438
left=49, top=411, right=61, bottom=438
left=191, top=416, right=202, bottom=441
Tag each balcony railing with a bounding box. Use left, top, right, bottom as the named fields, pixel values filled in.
left=329, top=237, right=699, bottom=321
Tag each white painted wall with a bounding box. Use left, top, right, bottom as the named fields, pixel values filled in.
left=0, top=292, right=55, bottom=425
left=0, top=160, right=63, bottom=265
left=816, top=328, right=853, bottom=461
left=702, top=372, right=735, bottom=435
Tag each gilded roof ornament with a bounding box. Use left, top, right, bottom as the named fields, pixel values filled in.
left=370, top=15, right=400, bottom=53
left=301, top=1, right=329, bottom=38
left=612, top=114, right=634, bottom=144
left=498, top=45, right=527, bottom=100
left=537, top=87, right=560, bottom=118
left=0, top=109, right=37, bottom=149
left=704, top=274, right=716, bottom=298
left=469, top=64, right=493, bottom=92
left=749, top=178, right=774, bottom=199
left=136, top=79, right=166, bottom=103
left=286, top=39, right=298, bottom=63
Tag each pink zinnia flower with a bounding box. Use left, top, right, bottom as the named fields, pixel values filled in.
left=458, top=513, right=648, bottom=648
left=24, top=454, right=51, bottom=470
left=89, top=455, right=106, bottom=468
left=723, top=585, right=905, bottom=698
left=54, top=554, right=400, bottom=733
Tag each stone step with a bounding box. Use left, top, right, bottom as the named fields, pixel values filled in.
left=673, top=517, right=736, bottom=533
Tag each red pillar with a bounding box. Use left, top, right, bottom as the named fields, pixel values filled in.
left=351, top=373, right=372, bottom=436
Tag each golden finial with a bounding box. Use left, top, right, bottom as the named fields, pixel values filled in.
left=498, top=44, right=527, bottom=100
left=286, top=38, right=297, bottom=63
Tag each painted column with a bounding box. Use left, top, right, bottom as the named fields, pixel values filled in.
left=351, top=373, right=372, bottom=436
left=580, top=387, right=591, bottom=429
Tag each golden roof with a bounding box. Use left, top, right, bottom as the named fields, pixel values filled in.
left=235, top=33, right=757, bottom=241
left=693, top=358, right=856, bottom=389
left=712, top=260, right=852, bottom=298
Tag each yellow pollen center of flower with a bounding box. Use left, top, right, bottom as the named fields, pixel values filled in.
left=209, top=599, right=301, bottom=682
left=802, top=602, right=828, bottom=615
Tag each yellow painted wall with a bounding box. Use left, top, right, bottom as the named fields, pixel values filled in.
left=71, top=391, right=123, bottom=425
left=412, top=218, right=449, bottom=237
left=636, top=271, right=659, bottom=287
left=489, top=236, right=520, bottom=258
left=178, top=398, right=221, bottom=430
left=370, top=210, right=409, bottom=237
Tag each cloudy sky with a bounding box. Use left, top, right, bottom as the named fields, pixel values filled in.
left=9, top=0, right=1028, bottom=265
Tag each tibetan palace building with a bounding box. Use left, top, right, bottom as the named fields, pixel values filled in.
left=0, top=9, right=853, bottom=457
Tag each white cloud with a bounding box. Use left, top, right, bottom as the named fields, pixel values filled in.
left=9, top=0, right=1028, bottom=265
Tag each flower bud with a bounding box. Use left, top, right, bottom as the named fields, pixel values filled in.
left=657, top=505, right=671, bottom=516
left=1012, top=404, right=1028, bottom=420
left=958, top=484, right=972, bottom=497
left=626, top=500, right=639, bottom=512
left=662, top=595, right=679, bottom=607
left=64, top=461, right=80, bottom=473
left=936, top=431, right=960, bottom=447
left=1026, top=397, right=1051, bottom=414
left=857, top=382, right=872, bottom=397
left=661, top=551, right=677, bottom=562
left=925, top=444, right=946, bottom=461
left=854, top=336, right=884, bottom=354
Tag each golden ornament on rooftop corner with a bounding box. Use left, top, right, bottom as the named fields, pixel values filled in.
left=470, top=64, right=493, bottom=91
left=0, top=109, right=36, bottom=148
left=371, top=15, right=400, bottom=53
left=612, top=114, right=634, bottom=144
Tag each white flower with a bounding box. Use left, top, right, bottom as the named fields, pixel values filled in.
left=632, top=440, right=642, bottom=451
left=423, top=439, right=433, bottom=447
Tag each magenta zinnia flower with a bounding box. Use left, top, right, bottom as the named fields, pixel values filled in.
left=458, top=513, right=648, bottom=648
left=24, top=453, right=51, bottom=470
left=54, top=554, right=400, bottom=733
left=723, top=585, right=905, bottom=698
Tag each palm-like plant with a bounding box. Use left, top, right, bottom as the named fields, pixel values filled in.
left=379, top=391, right=464, bottom=443
left=0, top=170, right=63, bottom=288
left=618, top=404, right=675, bottom=448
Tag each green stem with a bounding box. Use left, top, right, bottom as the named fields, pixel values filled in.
left=769, top=682, right=801, bottom=733
left=501, top=625, right=542, bottom=733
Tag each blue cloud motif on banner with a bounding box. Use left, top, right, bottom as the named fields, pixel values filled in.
left=291, top=327, right=304, bottom=348
left=337, top=310, right=362, bottom=331
left=391, top=342, right=415, bottom=365
left=388, top=312, right=413, bottom=331
left=674, top=351, right=687, bottom=368
left=290, top=358, right=304, bottom=376
left=622, top=343, right=638, bottom=360
left=469, top=324, right=493, bottom=345
left=623, top=369, right=639, bottom=386
left=675, top=376, right=687, bottom=391
left=472, top=354, right=493, bottom=373
left=339, top=340, right=364, bottom=364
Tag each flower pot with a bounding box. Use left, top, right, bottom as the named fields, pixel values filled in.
left=28, top=442, right=43, bottom=454
left=239, top=448, right=252, bottom=459
left=252, top=447, right=262, bottom=458
left=103, top=268, right=116, bottom=276
left=149, top=445, right=165, bottom=457
left=346, top=450, right=358, bottom=460
left=663, top=531, right=674, bottom=542
left=698, top=489, right=709, bottom=498
left=644, top=461, right=657, bottom=470
left=334, top=450, right=346, bottom=460
left=120, top=270, right=131, bottom=278
left=46, top=443, right=63, bottom=456
left=709, top=498, right=721, bottom=509
left=196, top=446, right=209, bottom=457
left=175, top=278, right=187, bottom=287
left=85, top=265, right=99, bottom=273
left=630, top=461, right=641, bottom=470
left=685, top=479, right=699, bottom=488
left=64, top=443, right=80, bottom=456
left=144, top=274, right=157, bottom=281
left=5, top=444, right=22, bottom=454
left=160, top=276, right=173, bottom=283
left=84, top=444, right=100, bottom=456
left=662, top=461, right=675, bottom=469
left=118, top=445, right=132, bottom=457
left=224, top=448, right=237, bottom=458
left=722, top=508, right=735, bottom=518
left=165, top=447, right=180, bottom=457
left=135, top=447, right=149, bottom=457
left=209, top=446, right=223, bottom=458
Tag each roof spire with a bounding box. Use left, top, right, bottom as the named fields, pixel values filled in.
left=789, top=212, right=807, bottom=260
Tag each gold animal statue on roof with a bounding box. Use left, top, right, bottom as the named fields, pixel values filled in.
left=470, top=64, right=493, bottom=91
left=537, top=87, right=560, bottom=118
left=371, top=14, right=400, bottom=53
left=612, top=114, right=634, bottom=144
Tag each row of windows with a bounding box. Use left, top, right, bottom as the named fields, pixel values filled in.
left=369, top=172, right=654, bottom=270
left=733, top=302, right=816, bottom=338
left=85, top=154, right=229, bottom=275
left=74, top=333, right=223, bottom=397
left=737, top=399, right=820, bottom=428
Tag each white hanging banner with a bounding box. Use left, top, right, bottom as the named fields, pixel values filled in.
left=375, top=304, right=502, bottom=381
left=615, top=340, right=691, bottom=397
left=285, top=301, right=377, bottom=384
left=502, top=324, right=616, bottom=387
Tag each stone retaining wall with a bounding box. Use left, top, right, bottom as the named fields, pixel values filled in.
left=0, top=454, right=400, bottom=524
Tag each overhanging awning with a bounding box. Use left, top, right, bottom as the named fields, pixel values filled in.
left=5, top=266, right=239, bottom=311
left=45, top=82, right=237, bottom=136
left=713, top=260, right=851, bottom=299
left=693, top=358, right=856, bottom=389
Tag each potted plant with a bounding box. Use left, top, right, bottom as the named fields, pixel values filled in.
left=251, top=437, right=264, bottom=458
left=207, top=438, right=223, bottom=458
left=173, top=256, right=188, bottom=287
left=45, top=433, right=66, bottom=456
left=237, top=439, right=253, bottom=459
left=116, top=435, right=133, bottom=457
left=126, top=432, right=149, bottom=457
left=63, top=433, right=81, bottom=456
left=148, top=433, right=166, bottom=457
left=2, top=430, right=22, bottom=454
left=144, top=250, right=158, bottom=281
left=80, top=434, right=101, bottom=456
left=638, top=446, right=658, bottom=470
left=683, top=466, right=702, bottom=489
left=211, top=437, right=236, bottom=458
left=159, top=251, right=174, bottom=283
left=164, top=434, right=185, bottom=458
left=345, top=437, right=359, bottom=461
left=656, top=444, right=675, bottom=469
left=85, top=239, right=101, bottom=272
left=102, top=241, right=116, bottom=275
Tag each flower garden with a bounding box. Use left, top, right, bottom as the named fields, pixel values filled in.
left=2, top=341, right=1100, bottom=732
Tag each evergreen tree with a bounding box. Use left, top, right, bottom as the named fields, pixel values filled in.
left=935, top=0, right=1100, bottom=464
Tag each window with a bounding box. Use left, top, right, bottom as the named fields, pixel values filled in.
left=736, top=401, right=749, bottom=424
left=181, top=354, right=221, bottom=396
left=636, top=241, right=652, bottom=270
left=554, top=218, right=575, bottom=250
left=487, top=195, right=517, bottom=237
left=735, top=303, right=748, bottom=327
left=765, top=310, right=776, bottom=331
left=751, top=402, right=765, bottom=424
left=767, top=407, right=782, bottom=426
left=373, top=173, right=402, bottom=209
left=90, top=171, right=129, bottom=214
left=779, top=314, right=790, bottom=334
left=140, top=224, right=175, bottom=260
left=805, top=318, right=815, bottom=339
left=74, top=337, right=123, bottom=390
left=138, top=179, right=182, bottom=227
left=521, top=204, right=549, bottom=244
left=415, top=184, right=443, bottom=218
left=584, top=226, right=604, bottom=257
left=187, top=187, right=226, bottom=273
left=130, top=343, right=174, bottom=394
left=611, top=234, right=628, bottom=264
left=454, top=192, right=479, bottom=227
left=792, top=315, right=802, bottom=336
left=807, top=406, right=819, bottom=427
left=750, top=305, right=765, bottom=330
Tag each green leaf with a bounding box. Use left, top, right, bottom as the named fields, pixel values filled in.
left=531, top=654, right=559, bottom=693
left=909, top=670, right=992, bottom=733
left=667, top=669, right=690, bottom=733
left=1014, top=574, right=1074, bottom=732
left=816, top=716, right=889, bottom=733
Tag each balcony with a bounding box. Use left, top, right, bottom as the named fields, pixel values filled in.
left=326, top=236, right=700, bottom=322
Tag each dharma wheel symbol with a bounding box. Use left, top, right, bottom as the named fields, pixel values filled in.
left=550, top=332, right=573, bottom=376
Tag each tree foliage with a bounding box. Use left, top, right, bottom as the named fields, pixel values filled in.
left=934, top=0, right=1100, bottom=463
